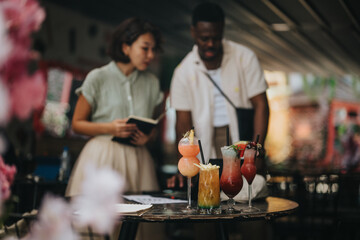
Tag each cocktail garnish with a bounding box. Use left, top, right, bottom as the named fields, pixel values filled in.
left=183, top=128, right=195, bottom=145
left=189, top=129, right=194, bottom=145
left=229, top=145, right=241, bottom=158
left=194, top=163, right=220, bottom=170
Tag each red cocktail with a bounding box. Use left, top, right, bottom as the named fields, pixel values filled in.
left=241, top=145, right=259, bottom=212
left=220, top=146, right=243, bottom=213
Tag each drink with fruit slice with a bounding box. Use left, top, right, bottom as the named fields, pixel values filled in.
left=241, top=142, right=260, bottom=212
left=178, top=128, right=200, bottom=212
left=220, top=145, right=243, bottom=213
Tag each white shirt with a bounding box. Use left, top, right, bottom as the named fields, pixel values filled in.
left=170, top=39, right=268, bottom=160
left=208, top=68, right=230, bottom=127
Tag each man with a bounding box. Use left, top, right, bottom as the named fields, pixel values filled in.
left=168, top=4, right=271, bottom=239
left=170, top=2, right=269, bottom=177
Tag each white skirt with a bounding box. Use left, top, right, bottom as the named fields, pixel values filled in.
left=66, top=135, right=159, bottom=197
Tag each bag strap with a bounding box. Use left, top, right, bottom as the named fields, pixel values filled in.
left=203, top=72, right=237, bottom=109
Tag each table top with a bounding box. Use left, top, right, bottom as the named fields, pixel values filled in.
left=122, top=196, right=299, bottom=223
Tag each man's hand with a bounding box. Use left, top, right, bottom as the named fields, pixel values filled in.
left=166, top=173, right=185, bottom=188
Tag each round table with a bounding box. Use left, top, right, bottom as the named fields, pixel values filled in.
left=119, top=196, right=298, bottom=240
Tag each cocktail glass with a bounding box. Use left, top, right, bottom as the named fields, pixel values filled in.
left=241, top=145, right=260, bottom=212
left=197, top=164, right=221, bottom=214
left=178, top=131, right=200, bottom=213
left=220, top=146, right=243, bottom=213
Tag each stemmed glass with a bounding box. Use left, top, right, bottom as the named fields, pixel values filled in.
left=220, top=146, right=243, bottom=213
left=178, top=129, right=200, bottom=213
left=241, top=143, right=260, bottom=212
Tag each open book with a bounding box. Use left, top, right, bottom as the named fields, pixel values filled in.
left=111, top=111, right=166, bottom=145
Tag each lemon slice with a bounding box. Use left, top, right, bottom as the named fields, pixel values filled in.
left=189, top=129, right=194, bottom=145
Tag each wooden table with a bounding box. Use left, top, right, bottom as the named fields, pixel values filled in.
left=119, top=196, right=299, bottom=240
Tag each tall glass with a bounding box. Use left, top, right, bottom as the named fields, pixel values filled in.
left=241, top=146, right=259, bottom=212
left=220, top=146, right=243, bottom=213
left=197, top=165, right=221, bottom=214
left=178, top=132, right=200, bottom=213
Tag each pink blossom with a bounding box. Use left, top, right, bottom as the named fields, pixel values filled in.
left=0, top=6, right=11, bottom=66
left=71, top=165, right=125, bottom=235
left=0, top=156, right=16, bottom=202
left=1, top=0, right=46, bottom=40
left=26, top=194, right=78, bottom=240
left=10, top=72, right=46, bottom=119
left=0, top=0, right=46, bottom=121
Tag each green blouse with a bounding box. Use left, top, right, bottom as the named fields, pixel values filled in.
left=76, top=61, right=163, bottom=123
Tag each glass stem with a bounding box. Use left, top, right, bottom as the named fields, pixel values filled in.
left=227, top=198, right=235, bottom=210
left=248, top=184, right=252, bottom=208
left=187, top=177, right=191, bottom=208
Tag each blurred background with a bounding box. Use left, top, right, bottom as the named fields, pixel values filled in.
left=2, top=0, right=360, bottom=239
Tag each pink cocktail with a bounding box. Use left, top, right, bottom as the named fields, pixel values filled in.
left=241, top=145, right=259, bottom=212
left=220, top=146, right=243, bottom=213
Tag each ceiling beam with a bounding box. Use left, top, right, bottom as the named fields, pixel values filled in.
left=261, top=0, right=347, bottom=76
left=230, top=0, right=340, bottom=75
left=299, top=0, right=359, bottom=74
left=339, top=0, right=360, bottom=32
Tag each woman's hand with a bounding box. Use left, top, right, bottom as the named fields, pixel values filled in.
left=111, top=119, right=137, bottom=138
left=130, top=129, right=151, bottom=146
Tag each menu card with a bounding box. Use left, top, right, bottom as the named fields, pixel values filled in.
left=124, top=195, right=187, bottom=205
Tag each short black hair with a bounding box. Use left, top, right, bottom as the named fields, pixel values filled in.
left=107, top=17, right=162, bottom=63
left=192, top=2, right=225, bottom=26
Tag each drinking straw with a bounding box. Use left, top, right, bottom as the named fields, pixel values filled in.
left=226, top=126, right=230, bottom=146
left=198, top=139, right=206, bottom=165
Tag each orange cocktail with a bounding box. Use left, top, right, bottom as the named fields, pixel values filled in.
left=178, top=128, right=200, bottom=212
left=178, top=129, right=200, bottom=177
left=197, top=164, right=221, bottom=213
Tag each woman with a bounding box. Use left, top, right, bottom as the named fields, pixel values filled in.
left=66, top=17, right=163, bottom=197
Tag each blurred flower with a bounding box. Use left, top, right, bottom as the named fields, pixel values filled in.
left=1, top=0, right=45, bottom=40
left=0, top=5, right=11, bottom=66
left=0, top=156, right=16, bottom=203
left=26, top=194, right=77, bottom=240
left=0, top=0, right=46, bottom=124
left=71, top=165, right=125, bottom=235
left=40, top=101, right=69, bottom=137
left=10, top=72, right=46, bottom=119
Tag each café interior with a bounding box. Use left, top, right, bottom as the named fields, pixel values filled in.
left=1, top=0, right=360, bottom=239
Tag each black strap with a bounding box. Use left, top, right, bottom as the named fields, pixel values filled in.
left=203, top=72, right=237, bottom=109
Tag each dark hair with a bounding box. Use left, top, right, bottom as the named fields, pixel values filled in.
left=192, top=2, right=225, bottom=26
left=107, top=17, right=162, bottom=63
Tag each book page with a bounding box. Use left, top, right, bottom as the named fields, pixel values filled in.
left=127, top=115, right=157, bottom=124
